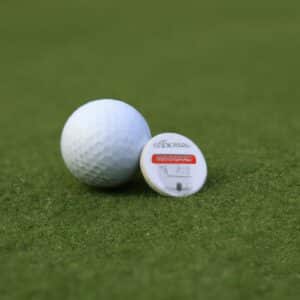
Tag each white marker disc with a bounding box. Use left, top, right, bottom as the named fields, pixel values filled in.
left=140, top=133, right=208, bottom=197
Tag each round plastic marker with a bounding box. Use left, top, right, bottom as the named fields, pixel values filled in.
left=140, top=133, right=208, bottom=197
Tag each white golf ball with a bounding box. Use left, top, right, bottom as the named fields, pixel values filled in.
left=61, top=99, right=151, bottom=187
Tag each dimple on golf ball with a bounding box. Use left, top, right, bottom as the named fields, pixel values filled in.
left=61, top=99, right=151, bottom=187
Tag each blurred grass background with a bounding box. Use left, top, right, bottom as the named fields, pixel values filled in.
left=0, top=1, right=299, bottom=299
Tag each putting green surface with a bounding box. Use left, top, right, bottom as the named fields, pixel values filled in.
left=1, top=1, right=299, bottom=299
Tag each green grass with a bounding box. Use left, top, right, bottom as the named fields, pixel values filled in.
left=1, top=0, right=300, bottom=299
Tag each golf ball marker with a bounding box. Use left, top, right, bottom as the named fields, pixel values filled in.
left=140, top=133, right=207, bottom=197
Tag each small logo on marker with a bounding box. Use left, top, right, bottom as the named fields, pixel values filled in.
left=154, top=140, right=190, bottom=149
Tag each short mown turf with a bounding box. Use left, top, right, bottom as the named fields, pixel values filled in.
left=0, top=1, right=299, bottom=299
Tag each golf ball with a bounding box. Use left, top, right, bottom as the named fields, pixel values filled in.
left=61, top=99, right=151, bottom=187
